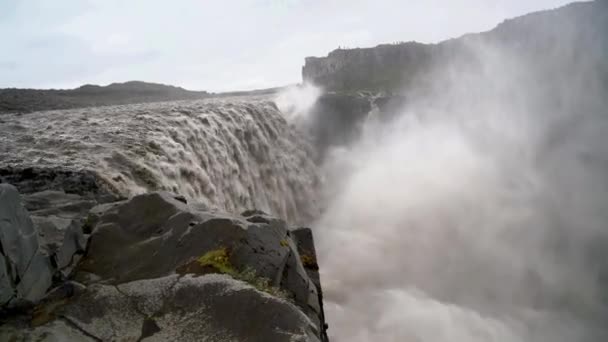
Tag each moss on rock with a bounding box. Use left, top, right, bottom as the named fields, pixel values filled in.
left=176, top=247, right=290, bottom=301
left=196, top=248, right=234, bottom=274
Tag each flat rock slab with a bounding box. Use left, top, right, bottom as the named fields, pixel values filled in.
left=1, top=274, right=320, bottom=342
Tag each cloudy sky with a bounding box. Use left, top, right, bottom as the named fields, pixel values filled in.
left=0, top=0, right=576, bottom=91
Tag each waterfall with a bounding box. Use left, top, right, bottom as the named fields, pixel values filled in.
left=0, top=97, right=321, bottom=224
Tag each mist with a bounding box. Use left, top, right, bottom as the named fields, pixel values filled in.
left=291, top=13, right=608, bottom=342
left=275, top=83, right=322, bottom=123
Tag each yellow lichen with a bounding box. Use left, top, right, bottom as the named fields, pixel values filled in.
left=237, top=267, right=290, bottom=300
left=300, top=253, right=319, bottom=270
left=196, top=247, right=235, bottom=275
left=178, top=247, right=291, bottom=301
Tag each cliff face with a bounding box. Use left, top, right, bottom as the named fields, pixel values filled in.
left=302, top=1, right=608, bottom=93
left=303, top=42, right=435, bottom=91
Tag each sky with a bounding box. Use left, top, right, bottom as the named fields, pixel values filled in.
left=0, top=0, right=576, bottom=92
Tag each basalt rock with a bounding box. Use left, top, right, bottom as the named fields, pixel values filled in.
left=31, top=216, right=86, bottom=275
left=0, top=184, right=54, bottom=306
left=305, top=93, right=371, bottom=158
left=1, top=274, right=321, bottom=342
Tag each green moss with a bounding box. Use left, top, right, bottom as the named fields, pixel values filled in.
left=196, top=247, right=235, bottom=274
left=179, top=247, right=290, bottom=301
left=236, top=267, right=290, bottom=300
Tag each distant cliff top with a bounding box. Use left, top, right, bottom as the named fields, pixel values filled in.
left=302, top=0, right=608, bottom=92
left=0, top=81, right=210, bottom=114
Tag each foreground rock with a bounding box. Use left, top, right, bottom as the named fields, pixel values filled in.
left=0, top=189, right=328, bottom=341
left=2, top=274, right=320, bottom=341
left=0, top=184, right=54, bottom=306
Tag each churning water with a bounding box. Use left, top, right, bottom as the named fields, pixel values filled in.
left=0, top=97, right=321, bottom=224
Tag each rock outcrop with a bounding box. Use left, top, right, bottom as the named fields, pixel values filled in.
left=0, top=185, right=96, bottom=308
left=301, top=92, right=409, bottom=160
left=0, top=184, right=54, bottom=306
left=0, top=187, right=328, bottom=341
left=303, top=93, right=371, bottom=158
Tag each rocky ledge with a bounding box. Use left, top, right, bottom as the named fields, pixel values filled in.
left=0, top=184, right=328, bottom=341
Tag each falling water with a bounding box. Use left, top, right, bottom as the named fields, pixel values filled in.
left=0, top=97, right=321, bottom=224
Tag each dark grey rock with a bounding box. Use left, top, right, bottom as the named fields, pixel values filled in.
left=241, top=209, right=269, bottom=217
left=31, top=216, right=86, bottom=273
left=71, top=191, right=326, bottom=338
left=0, top=320, right=95, bottom=341
left=0, top=190, right=327, bottom=341
left=291, top=228, right=321, bottom=289
left=0, top=184, right=53, bottom=306
left=291, top=228, right=328, bottom=342
left=1, top=274, right=320, bottom=342
left=304, top=93, right=371, bottom=160
left=280, top=237, right=322, bottom=327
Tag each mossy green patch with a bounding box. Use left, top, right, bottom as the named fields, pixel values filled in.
left=196, top=247, right=235, bottom=274
left=236, top=267, right=290, bottom=300
left=177, top=247, right=291, bottom=301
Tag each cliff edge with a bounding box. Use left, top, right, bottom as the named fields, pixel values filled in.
left=302, top=1, right=608, bottom=92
